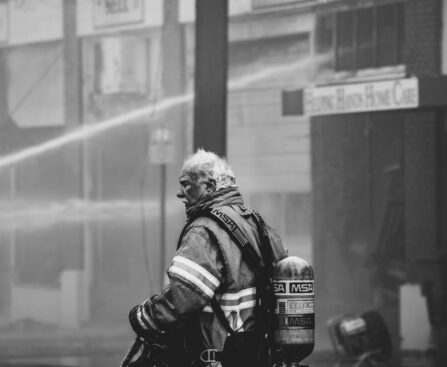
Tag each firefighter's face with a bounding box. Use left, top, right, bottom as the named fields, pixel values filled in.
left=177, top=172, right=210, bottom=207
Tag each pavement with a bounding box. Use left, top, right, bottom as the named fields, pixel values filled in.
left=0, top=323, right=437, bottom=367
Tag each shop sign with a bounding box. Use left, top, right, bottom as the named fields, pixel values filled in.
left=0, top=3, right=8, bottom=44
left=303, top=78, right=419, bottom=116
left=93, top=0, right=144, bottom=28
left=149, top=126, right=175, bottom=164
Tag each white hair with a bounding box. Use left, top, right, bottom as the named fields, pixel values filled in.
left=181, top=149, right=236, bottom=189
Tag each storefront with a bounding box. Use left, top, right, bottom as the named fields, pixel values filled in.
left=0, top=0, right=81, bottom=326
left=77, top=0, right=191, bottom=323
left=283, top=75, right=447, bottom=355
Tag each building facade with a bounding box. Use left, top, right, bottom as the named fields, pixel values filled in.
left=0, top=0, right=188, bottom=328
left=284, top=0, right=447, bottom=362
left=181, top=0, right=315, bottom=261
left=0, top=0, right=316, bottom=331
left=0, top=0, right=83, bottom=327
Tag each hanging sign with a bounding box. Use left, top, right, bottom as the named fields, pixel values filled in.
left=93, top=0, right=144, bottom=28
left=149, top=126, right=175, bottom=164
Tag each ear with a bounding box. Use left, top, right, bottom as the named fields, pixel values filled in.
left=206, top=178, right=217, bottom=192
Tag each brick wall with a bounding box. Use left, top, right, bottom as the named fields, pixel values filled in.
left=404, top=114, right=438, bottom=266
left=311, top=0, right=444, bottom=351
left=403, top=0, right=442, bottom=278
left=404, top=0, right=442, bottom=76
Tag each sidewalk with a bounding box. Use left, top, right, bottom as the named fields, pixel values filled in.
left=0, top=323, right=436, bottom=367
left=0, top=322, right=132, bottom=359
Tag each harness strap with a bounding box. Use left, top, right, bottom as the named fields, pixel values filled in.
left=200, top=206, right=273, bottom=338
left=199, top=348, right=223, bottom=363
left=203, top=207, right=263, bottom=273
left=176, top=205, right=275, bottom=363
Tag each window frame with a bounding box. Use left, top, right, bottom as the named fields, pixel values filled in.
left=92, top=35, right=151, bottom=97
left=315, top=2, right=405, bottom=75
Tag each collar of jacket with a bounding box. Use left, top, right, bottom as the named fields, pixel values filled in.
left=185, top=186, right=244, bottom=220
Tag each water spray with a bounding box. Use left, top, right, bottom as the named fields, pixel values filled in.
left=0, top=56, right=320, bottom=171
left=0, top=56, right=323, bottom=229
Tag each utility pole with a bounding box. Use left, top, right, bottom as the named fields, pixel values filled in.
left=193, top=0, right=229, bottom=157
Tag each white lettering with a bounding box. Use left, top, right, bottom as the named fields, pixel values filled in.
left=305, top=90, right=335, bottom=114
left=336, top=88, right=345, bottom=111
left=393, top=81, right=418, bottom=107
left=345, top=93, right=364, bottom=110
left=303, top=78, right=419, bottom=116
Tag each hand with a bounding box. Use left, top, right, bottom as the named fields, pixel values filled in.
left=128, top=304, right=159, bottom=344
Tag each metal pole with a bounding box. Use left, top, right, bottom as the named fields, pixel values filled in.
left=160, top=163, right=167, bottom=290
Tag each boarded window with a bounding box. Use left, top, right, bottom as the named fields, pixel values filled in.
left=7, top=42, right=64, bottom=127
left=94, top=36, right=150, bottom=95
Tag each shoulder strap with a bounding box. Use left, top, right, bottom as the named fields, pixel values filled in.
left=201, top=207, right=263, bottom=273
left=201, top=206, right=274, bottom=336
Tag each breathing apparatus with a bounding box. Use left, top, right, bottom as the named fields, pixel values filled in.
left=272, top=256, right=315, bottom=367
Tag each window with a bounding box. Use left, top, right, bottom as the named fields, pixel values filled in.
left=336, top=10, right=355, bottom=71
left=94, top=36, right=150, bottom=95
left=357, top=7, right=375, bottom=69
left=7, top=42, right=64, bottom=127
left=315, top=3, right=404, bottom=73
left=377, top=3, right=404, bottom=67
left=315, top=13, right=335, bottom=71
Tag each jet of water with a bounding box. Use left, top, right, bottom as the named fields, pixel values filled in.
left=0, top=56, right=320, bottom=170
left=0, top=93, right=193, bottom=170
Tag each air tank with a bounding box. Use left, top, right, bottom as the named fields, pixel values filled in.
left=272, top=256, right=315, bottom=365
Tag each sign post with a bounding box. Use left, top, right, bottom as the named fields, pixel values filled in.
left=150, top=126, right=174, bottom=290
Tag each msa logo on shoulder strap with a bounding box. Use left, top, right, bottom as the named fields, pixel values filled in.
left=209, top=208, right=251, bottom=250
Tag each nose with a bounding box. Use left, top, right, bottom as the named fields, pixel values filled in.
left=177, top=189, right=184, bottom=199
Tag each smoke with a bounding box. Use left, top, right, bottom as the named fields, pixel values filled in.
left=0, top=198, right=181, bottom=233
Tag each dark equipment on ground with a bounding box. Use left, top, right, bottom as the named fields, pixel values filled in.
left=327, top=310, right=392, bottom=367
left=120, top=333, right=188, bottom=367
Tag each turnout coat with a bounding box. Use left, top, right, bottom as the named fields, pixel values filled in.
left=131, top=188, right=288, bottom=365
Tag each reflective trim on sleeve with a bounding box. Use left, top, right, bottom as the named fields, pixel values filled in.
left=169, top=266, right=216, bottom=299
left=173, top=256, right=219, bottom=287
left=168, top=256, right=220, bottom=299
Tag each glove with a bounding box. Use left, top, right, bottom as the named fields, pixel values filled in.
left=128, top=304, right=160, bottom=344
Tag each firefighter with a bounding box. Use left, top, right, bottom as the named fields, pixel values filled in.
left=127, top=149, right=287, bottom=366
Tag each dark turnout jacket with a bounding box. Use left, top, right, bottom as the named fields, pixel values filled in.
left=131, top=187, right=288, bottom=365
